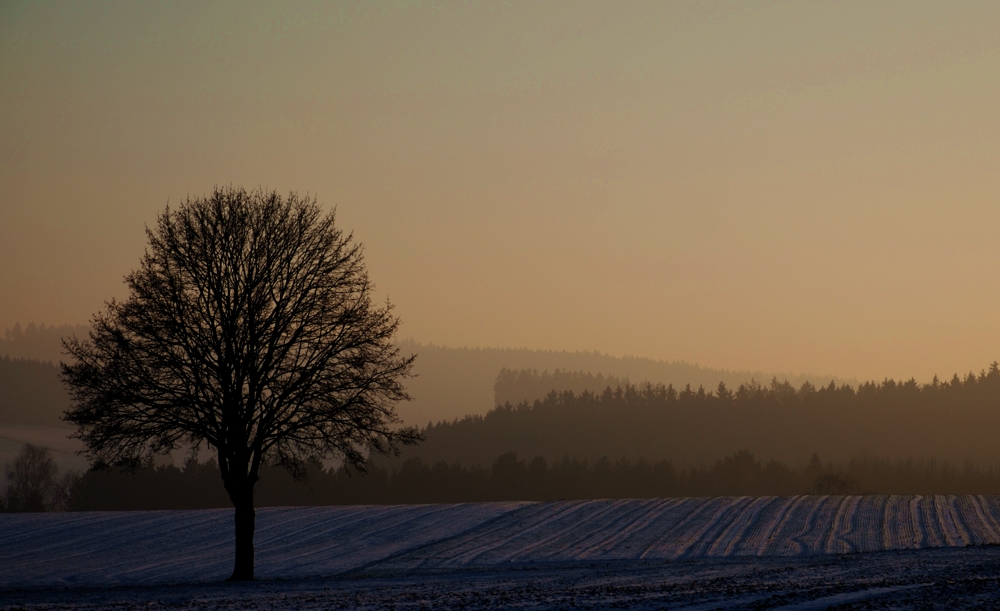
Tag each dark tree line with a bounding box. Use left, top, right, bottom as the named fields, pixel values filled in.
left=59, top=448, right=1000, bottom=510
left=391, top=365, right=1000, bottom=469
left=399, top=341, right=853, bottom=426
left=494, top=367, right=628, bottom=407
left=0, top=323, right=90, bottom=365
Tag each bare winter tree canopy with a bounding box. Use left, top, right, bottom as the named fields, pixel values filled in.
left=3, top=444, right=67, bottom=512
left=61, top=187, right=419, bottom=580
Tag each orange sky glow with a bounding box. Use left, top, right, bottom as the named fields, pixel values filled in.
left=2, top=1, right=999, bottom=383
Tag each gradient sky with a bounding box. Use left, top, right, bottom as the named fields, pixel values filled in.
left=2, top=1, right=999, bottom=383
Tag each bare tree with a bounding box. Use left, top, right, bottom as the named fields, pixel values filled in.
left=61, top=187, right=419, bottom=580
left=3, top=444, right=64, bottom=512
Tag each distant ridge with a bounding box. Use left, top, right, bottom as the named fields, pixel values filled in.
left=0, top=323, right=90, bottom=365
left=0, top=357, right=69, bottom=427
left=0, top=323, right=86, bottom=429
left=0, top=325, right=854, bottom=428
left=398, top=340, right=855, bottom=426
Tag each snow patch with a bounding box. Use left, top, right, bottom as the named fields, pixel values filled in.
left=3, top=495, right=1000, bottom=588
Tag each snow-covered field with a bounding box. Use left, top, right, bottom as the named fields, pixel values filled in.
left=5, top=496, right=1000, bottom=609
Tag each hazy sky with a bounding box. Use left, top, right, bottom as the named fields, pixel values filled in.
left=2, top=1, right=999, bottom=383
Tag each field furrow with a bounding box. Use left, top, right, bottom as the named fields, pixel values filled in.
left=6, top=495, right=1000, bottom=588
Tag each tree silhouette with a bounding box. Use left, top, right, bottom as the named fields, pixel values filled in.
left=3, top=444, right=64, bottom=511
left=61, top=187, right=418, bottom=580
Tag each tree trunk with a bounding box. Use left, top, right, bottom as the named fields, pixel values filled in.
left=228, top=486, right=256, bottom=581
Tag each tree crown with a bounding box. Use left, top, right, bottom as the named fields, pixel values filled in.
left=62, top=187, right=418, bottom=481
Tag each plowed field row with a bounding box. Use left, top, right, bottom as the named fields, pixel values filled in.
left=4, top=495, right=1000, bottom=587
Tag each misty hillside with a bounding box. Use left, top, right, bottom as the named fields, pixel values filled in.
left=0, top=323, right=89, bottom=365
left=0, top=357, right=70, bottom=427
left=494, top=368, right=629, bottom=407
left=380, top=365, right=1000, bottom=469
left=0, top=324, right=853, bottom=429
left=0, top=324, right=83, bottom=428
left=401, top=340, right=853, bottom=425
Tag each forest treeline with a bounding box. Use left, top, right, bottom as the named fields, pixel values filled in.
left=0, top=323, right=89, bottom=365
left=45, top=450, right=1000, bottom=511
left=494, top=367, right=630, bottom=407
left=386, top=364, right=1000, bottom=468
left=1, top=323, right=850, bottom=427
left=396, top=340, right=851, bottom=424
left=0, top=323, right=82, bottom=428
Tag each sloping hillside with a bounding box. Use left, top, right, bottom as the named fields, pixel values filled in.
left=1, top=326, right=850, bottom=428
left=0, top=323, right=89, bottom=365
left=387, top=369, right=1000, bottom=468
left=400, top=341, right=851, bottom=425
left=0, top=357, right=70, bottom=427
left=0, top=323, right=81, bottom=428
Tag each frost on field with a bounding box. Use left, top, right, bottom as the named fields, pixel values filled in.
left=2, top=495, right=1000, bottom=588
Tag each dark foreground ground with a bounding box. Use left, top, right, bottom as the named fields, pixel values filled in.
left=5, top=545, right=1000, bottom=610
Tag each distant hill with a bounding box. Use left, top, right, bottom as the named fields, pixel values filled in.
left=400, top=340, right=854, bottom=426
left=381, top=366, right=1000, bottom=469
left=0, top=323, right=90, bottom=365
left=0, top=356, right=70, bottom=427
left=0, top=325, right=854, bottom=430
left=0, top=323, right=85, bottom=428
